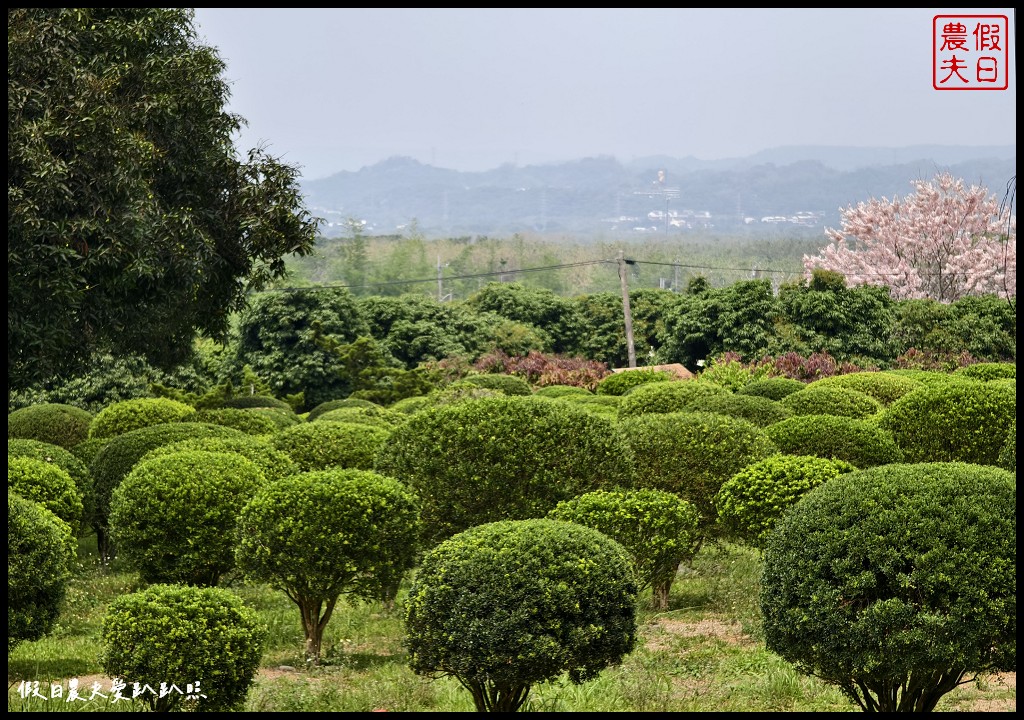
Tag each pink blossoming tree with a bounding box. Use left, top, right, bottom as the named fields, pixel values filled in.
left=804, top=172, right=1015, bottom=302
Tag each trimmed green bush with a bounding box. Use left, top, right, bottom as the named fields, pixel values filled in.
left=953, top=362, right=1016, bottom=381
left=548, top=489, right=700, bottom=610
left=389, top=395, right=434, bottom=415
left=192, top=408, right=279, bottom=436
left=8, top=438, right=94, bottom=534
left=596, top=369, right=674, bottom=396
left=404, top=519, right=638, bottom=712
left=8, top=403, right=93, bottom=449
left=558, top=393, right=623, bottom=418
left=141, top=436, right=298, bottom=482
left=7, top=455, right=83, bottom=531
left=8, top=490, right=76, bottom=651
left=306, top=397, right=382, bottom=422
left=236, top=469, right=421, bottom=661
left=736, top=376, right=806, bottom=401
left=532, top=384, right=593, bottom=398
left=109, top=450, right=267, bottom=586
left=684, top=392, right=794, bottom=427
left=617, top=380, right=730, bottom=419
left=618, top=412, right=778, bottom=536
left=997, top=421, right=1015, bottom=472
left=100, top=584, right=266, bottom=712
left=760, top=462, right=1015, bottom=712
left=374, top=396, right=636, bottom=546
left=457, top=373, right=534, bottom=396
left=68, top=437, right=111, bottom=469
left=715, top=455, right=855, bottom=549
left=243, top=406, right=302, bottom=430
left=780, top=385, right=883, bottom=419
left=879, top=380, right=1016, bottom=465
left=314, top=405, right=405, bottom=428
left=88, top=397, right=197, bottom=440
left=221, top=394, right=293, bottom=410
left=811, top=371, right=922, bottom=406
left=271, top=421, right=392, bottom=472
left=764, top=415, right=904, bottom=468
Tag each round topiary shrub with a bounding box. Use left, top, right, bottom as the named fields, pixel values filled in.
left=617, top=411, right=778, bottom=536
left=810, top=371, right=922, bottom=406
left=7, top=455, right=84, bottom=531
left=780, top=385, right=883, bottom=419
left=878, top=380, right=1016, bottom=465
left=243, top=406, right=302, bottom=430
left=760, top=462, right=1015, bottom=712
left=306, top=397, right=383, bottom=422
left=547, top=489, right=700, bottom=610
left=558, top=394, right=622, bottom=418
left=271, top=421, right=392, bottom=472
left=457, top=373, right=534, bottom=396
left=684, top=392, right=794, bottom=427
left=88, top=397, right=197, bottom=440
left=715, top=455, right=855, bottom=549
left=596, top=369, right=674, bottom=396
left=8, top=438, right=94, bottom=534
left=389, top=395, right=434, bottom=415
left=374, top=396, right=637, bottom=546
left=313, top=405, right=405, bottom=428
left=109, top=450, right=267, bottom=586
left=100, top=584, right=266, bottom=712
left=764, top=415, right=904, bottom=469
left=140, top=436, right=298, bottom=482
left=532, top=385, right=594, bottom=398
left=617, top=380, right=731, bottom=420
left=997, top=421, right=1015, bottom=472
left=953, top=362, right=1016, bottom=382
left=736, top=376, right=807, bottom=401
left=404, top=518, right=638, bottom=712
left=8, top=490, right=76, bottom=651
left=8, top=403, right=93, bottom=449
left=236, top=469, right=421, bottom=661
left=192, top=408, right=279, bottom=436
left=221, top=395, right=293, bottom=411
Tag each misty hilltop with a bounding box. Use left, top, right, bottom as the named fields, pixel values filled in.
left=300, top=145, right=1016, bottom=239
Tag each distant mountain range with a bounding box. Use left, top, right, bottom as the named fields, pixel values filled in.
left=300, top=145, right=1016, bottom=239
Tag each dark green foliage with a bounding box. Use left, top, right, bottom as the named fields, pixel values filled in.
left=306, top=397, right=382, bottom=422
left=110, top=451, right=266, bottom=586
left=271, top=421, right=392, bottom=471
left=736, top=376, right=807, bottom=401
left=879, top=380, right=1016, bottom=465
left=893, top=295, right=1016, bottom=364
left=236, top=469, right=421, bottom=660
left=374, top=396, right=637, bottom=546
left=8, top=9, right=318, bottom=391
left=953, top=362, right=1016, bottom=381
left=617, top=380, right=731, bottom=419
left=715, top=455, right=855, bottom=549
left=573, top=288, right=677, bottom=369
left=221, top=394, right=294, bottom=411
left=8, top=490, right=76, bottom=651
left=141, top=436, right=298, bottom=482
left=596, top=369, right=674, bottom=396
left=8, top=439, right=93, bottom=534
left=997, top=422, right=1015, bottom=472
left=780, top=384, right=883, bottom=419
left=7, top=403, right=93, bottom=449
left=457, top=373, right=534, bottom=396
left=684, top=392, right=794, bottom=427
left=810, top=371, right=923, bottom=406
left=547, top=489, right=700, bottom=610
left=68, top=437, right=111, bottom=469
left=100, top=584, right=267, bottom=712
left=532, top=385, right=593, bottom=398
left=88, top=397, right=197, bottom=440
left=764, top=415, right=904, bottom=468
left=192, top=407, right=279, bottom=436
left=760, top=463, right=1016, bottom=712
left=404, top=519, right=638, bottom=712
left=465, top=282, right=585, bottom=355
left=618, top=411, right=778, bottom=535
left=7, top=455, right=83, bottom=531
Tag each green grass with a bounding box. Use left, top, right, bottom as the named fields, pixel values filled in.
left=7, top=536, right=1013, bottom=712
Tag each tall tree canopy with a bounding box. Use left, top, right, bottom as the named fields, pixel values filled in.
left=8, top=8, right=319, bottom=391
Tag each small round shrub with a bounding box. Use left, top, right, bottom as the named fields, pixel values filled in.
left=953, top=362, right=1016, bottom=382
left=737, top=376, right=807, bottom=401
left=879, top=380, right=1016, bottom=465
left=8, top=403, right=93, bottom=449
left=314, top=405, right=405, bottom=428
left=760, top=462, right=1015, bottom=712
left=8, top=455, right=84, bottom=531
left=532, top=385, right=594, bottom=398
left=780, top=385, right=883, bottom=419
left=88, top=397, right=197, bottom=440
left=618, top=411, right=778, bottom=535
left=684, top=392, right=794, bottom=427
left=558, top=394, right=622, bottom=418
left=243, top=406, right=302, bottom=430
left=997, top=421, right=1015, bottom=472
left=306, top=397, right=382, bottom=422
left=141, top=436, right=298, bottom=482
left=885, top=369, right=964, bottom=386
left=404, top=519, right=638, bottom=712
left=596, top=369, right=674, bottom=396
left=8, top=438, right=93, bottom=533
left=617, top=380, right=730, bottom=419
left=389, top=395, right=434, bottom=415
left=109, top=451, right=266, bottom=586
left=548, top=489, right=700, bottom=610
left=429, top=384, right=504, bottom=406
left=457, top=373, right=534, bottom=396
left=764, top=415, right=903, bottom=468
left=375, top=396, right=637, bottom=546
left=100, top=584, right=267, bottom=712
left=9, top=490, right=76, bottom=651
left=221, top=395, right=293, bottom=411
left=715, top=455, right=855, bottom=549
left=192, top=408, right=279, bottom=436
left=271, top=421, right=391, bottom=472
left=69, top=437, right=111, bottom=469
left=810, top=372, right=922, bottom=406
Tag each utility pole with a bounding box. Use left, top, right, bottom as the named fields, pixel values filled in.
left=618, top=250, right=637, bottom=368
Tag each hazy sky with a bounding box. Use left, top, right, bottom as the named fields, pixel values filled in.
left=192, top=8, right=1016, bottom=181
